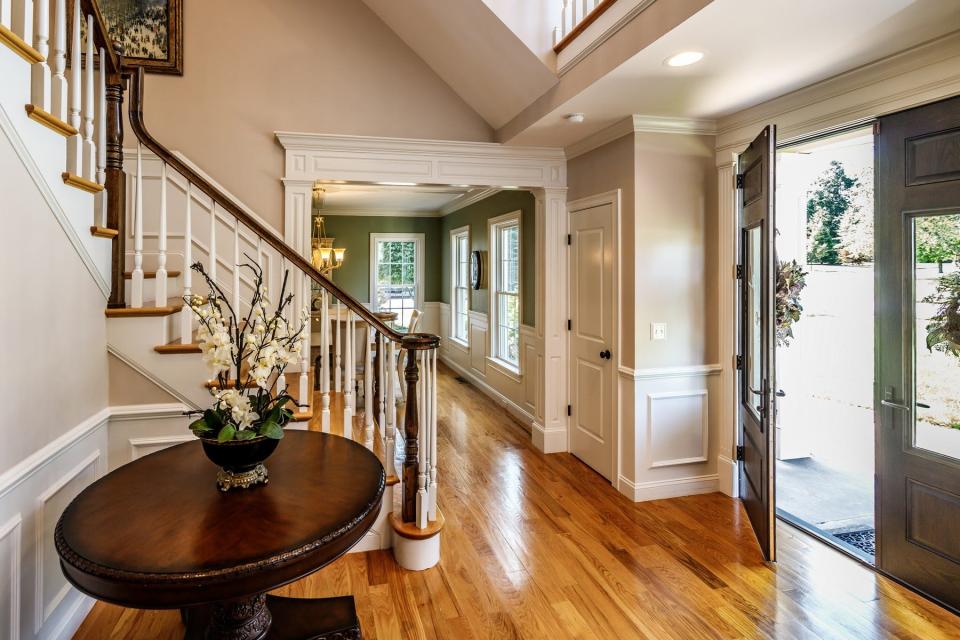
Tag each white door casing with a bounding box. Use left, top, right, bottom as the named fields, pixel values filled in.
left=568, top=195, right=617, bottom=479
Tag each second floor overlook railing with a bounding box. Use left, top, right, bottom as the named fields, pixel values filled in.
left=553, top=0, right=617, bottom=53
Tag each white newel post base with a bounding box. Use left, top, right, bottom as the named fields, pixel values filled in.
left=391, top=530, right=441, bottom=571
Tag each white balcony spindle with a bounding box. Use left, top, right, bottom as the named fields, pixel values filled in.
left=364, top=326, right=373, bottom=432
left=65, top=0, right=80, bottom=174
left=334, top=299, right=342, bottom=393
left=377, top=333, right=386, bottom=432
left=386, top=339, right=396, bottom=476
left=80, top=14, right=95, bottom=181
left=429, top=348, right=438, bottom=521
left=417, top=350, right=428, bottom=529
left=11, top=0, right=32, bottom=45
left=561, top=0, right=571, bottom=37
left=552, top=26, right=560, bottom=46
left=342, top=310, right=353, bottom=437
left=299, top=273, right=309, bottom=408
left=29, top=0, right=49, bottom=110
left=0, top=0, right=10, bottom=29
left=320, top=289, right=330, bottom=432
left=50, top=0, right=66, bottom=120
left=180, top=183, right=193, bottom=344
left=130, top=143, right=144, bottom=307
left=209, top=206, right=220, bottom=287
left=95, top=46, right=106, bottom=223
left=155, top=163, right=168, bottom=306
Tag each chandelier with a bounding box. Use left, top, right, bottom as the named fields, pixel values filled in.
left=310, top=185, right=345, bottom=274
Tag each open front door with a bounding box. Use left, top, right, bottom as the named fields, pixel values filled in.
left=876, top=95, right=960, bottom=610
left=738, top=125, right=777, bottom=561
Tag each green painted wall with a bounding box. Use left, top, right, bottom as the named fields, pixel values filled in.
left=440, top=190, right=536, bottom=327
left=321, top=216, right=443, bottom=302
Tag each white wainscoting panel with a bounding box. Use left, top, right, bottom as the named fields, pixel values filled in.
left=647, top=390, right=708, bottom=468
left=0, top=515, right=21, bottom=640
left=108, top=403, right=191, bottom=470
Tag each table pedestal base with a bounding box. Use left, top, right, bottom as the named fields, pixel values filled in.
left=183, top=594, right=361, bottom=640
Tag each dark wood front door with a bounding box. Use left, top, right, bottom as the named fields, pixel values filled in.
left=738, top=125, right=778, bottom=561
left=876, top=95, right=960, bottom=611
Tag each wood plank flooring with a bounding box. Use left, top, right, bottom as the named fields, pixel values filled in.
left=74, top=364, right=960, bottom=639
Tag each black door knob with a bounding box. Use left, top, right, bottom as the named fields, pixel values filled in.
left=599, top=350, right=611, bottom=360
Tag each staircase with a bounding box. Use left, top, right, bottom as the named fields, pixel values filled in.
left=1, top=0, right=444, bottom=572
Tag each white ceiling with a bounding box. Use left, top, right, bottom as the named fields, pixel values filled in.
left=508, top=0, right=960, bottom=148
left=316, top=183, right=493, bottom=216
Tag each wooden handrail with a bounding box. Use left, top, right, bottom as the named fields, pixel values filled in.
left=81, top=0, right=120, bottom=74
left=127, top=68, right=407, bottom=343
left=553, top=0, right=617, bottom=54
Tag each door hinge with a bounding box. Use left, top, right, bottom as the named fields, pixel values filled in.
left=736, top=264, right=744, bottom=279
left=567, top=234, right=572, bottom=245
left=567, top=319, right=572, bottom=330
left=735, top=173, right=745, bottom=189
left=873, top=120, right=880, bottom=136
left=736, top=445, right=745, bottom=461
left=735, top=354, right=743, bottom=370
left=567, top=404, right=572, bottom=417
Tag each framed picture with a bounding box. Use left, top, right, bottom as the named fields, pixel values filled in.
left=74, top=0, right=183, bottom=75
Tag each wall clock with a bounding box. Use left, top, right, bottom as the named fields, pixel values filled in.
left=470, top=250, right=486, bottom=290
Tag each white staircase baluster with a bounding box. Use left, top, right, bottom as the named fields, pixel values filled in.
left=155, top=163, right=168, bottom=306
left=298, top=271, right=309, bottom=409
left=320, top=289, right=330, bottom=432
left=0, top=0, right=10, bottom=30
left=429, top=348, right=438, bottom=521
left=377, top=333, right=385, bottom=432
left=364, top=325, right=373, bottom=433
left=256, top=237, right=263, bottom=270
left=417, top=350, right=428, bottom=529
left=386, top=339, right=396, bottom=477
left=342, top=309, right=353, bottom=437
left=582, top=0, right=591, bottom=19
left=80, top=14, right=95, bottom=181
left=334, top=299, right=341, bottom=393
left=65, top=0, right=80, bottom=175
left=209, top=203, right=218, bottom=284
left=276, top=256, right=286, bottom=397
left=561, top=0, right=570, bottom=37
left=232, top=218, right=240, bottom=317
left=130, top=143, right=144, bottom=307
left=29, top=0, right=49, bottom=111
left=571, top=0, right=580, bottom=27
left=94, top=46, right=106, bottom=223
left=11, top=0, right=32, bottom=46
left=49, top=0, right=66, bottom=120
left=180, top=183, right=192, bottom=344
left=552, top=26, right=560, bottom=46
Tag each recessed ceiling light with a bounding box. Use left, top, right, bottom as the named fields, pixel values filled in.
left=565, top=113, right=585, bottom=123
left=665, top=51, right=704, bottom=67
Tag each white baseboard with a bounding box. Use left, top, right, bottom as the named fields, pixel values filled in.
left=439, top=354, right=535, bottom=431
left=617, top=473, right=719, bottom=502
left=531, top=421, right=567, bottom=454
left=717, top=455, right=738, bottom=497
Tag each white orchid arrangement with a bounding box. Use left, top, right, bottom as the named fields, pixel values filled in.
left=185, top=260, right=309, bottom=443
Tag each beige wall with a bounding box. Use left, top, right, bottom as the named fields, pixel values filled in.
left=568, top=133, right=636, bottom=367
left=143, top=0, right=493, bottom=231
left=0, top=136, right=109, bottom=473
left=633, top=132, right=717, bottom=369
left=108, top=354, right=178, bottom=405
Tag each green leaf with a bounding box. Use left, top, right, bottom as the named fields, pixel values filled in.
left=217, top=424, right=237, bottom=443
left=260, top=420, right=284, bottom=440
left=204, top=408, right=224, bottom=430
left=189, top=418, right=213, bottom=436
left=235, top=429, right=257, bottom=441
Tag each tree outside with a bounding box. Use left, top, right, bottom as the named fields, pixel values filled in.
left=805, top=161, right=873, bottom=265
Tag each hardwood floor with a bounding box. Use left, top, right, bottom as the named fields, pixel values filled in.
left=74, top=364, right=960, bottom=639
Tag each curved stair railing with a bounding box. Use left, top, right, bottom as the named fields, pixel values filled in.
left=123, top=68, right=442, bottom=531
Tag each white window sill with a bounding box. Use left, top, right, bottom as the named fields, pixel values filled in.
left=448, top=336, right=469, bottom=352
left=486, top=356, right=521, bottom=382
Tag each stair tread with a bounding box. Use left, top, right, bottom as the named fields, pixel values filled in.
left=389, top=509, right=445, bottom=540
left=90, top=226, right=119, bottom=239
left=124, top=270, right=183, bottom=279
left=105, top=302, right=184, bottom=317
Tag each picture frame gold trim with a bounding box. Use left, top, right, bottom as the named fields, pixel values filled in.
left=70, top=0, right=183, bottom=75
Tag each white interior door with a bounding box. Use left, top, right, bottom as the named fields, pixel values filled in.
left=569, top=201, right=614, bottom=479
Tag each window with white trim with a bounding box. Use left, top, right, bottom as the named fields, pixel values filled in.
left=370, top=233, right=424, bottom=331
left=489, top=212, right=521, bottom=370
left=451, top=227, right=470, bottom=344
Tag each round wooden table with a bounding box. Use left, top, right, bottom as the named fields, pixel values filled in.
left=55, top=431, right=385, bottom=640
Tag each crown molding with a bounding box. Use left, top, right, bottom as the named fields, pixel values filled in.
left=440, top=187, right=502, bottom=215
left=320, top=208, right=445, bottom=218
left=565, top=114, right=718, bottom=159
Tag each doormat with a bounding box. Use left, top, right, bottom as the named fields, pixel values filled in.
left=834, top=529, right=875, bottom=556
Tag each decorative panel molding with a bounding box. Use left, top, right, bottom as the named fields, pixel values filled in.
left=34, top=451, right=101, bottom=633
left=0, top=515, right=21, bottom=640
left=647, top=390, right=709, bottom=469
left=906, top=478, right=960, bottom=564
left=905, top=128, right=960, bottom=186
left=129, top=435, right=194, bottom=461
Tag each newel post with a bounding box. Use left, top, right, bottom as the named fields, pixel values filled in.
left=105, top=46, right=127, bottom=308
left=400, top=333, right=439, bottom=522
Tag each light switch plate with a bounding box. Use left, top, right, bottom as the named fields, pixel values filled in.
left=651, top=323, right=666, bottom=340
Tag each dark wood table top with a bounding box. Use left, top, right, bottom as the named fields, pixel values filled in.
left=56, top=431, right=385, bottom=608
